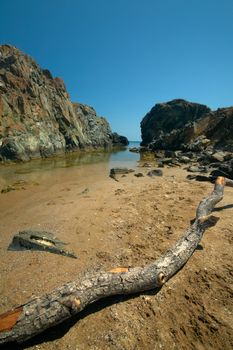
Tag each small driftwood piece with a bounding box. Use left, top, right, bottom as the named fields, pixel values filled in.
left=8, top=230, right=77, bottom=259
left=0, top=177, right=231, bottom=344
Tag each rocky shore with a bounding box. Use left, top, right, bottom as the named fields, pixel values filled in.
left=0, top=47, right=232, bottom=350
left=140, top=99, right=233, bottom=180
left=0, top=45, right=128, bottom=162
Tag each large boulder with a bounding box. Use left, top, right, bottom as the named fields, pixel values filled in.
left=141, top=99, right=210, bottom=147
left=111, top=132, right=129, bottom=146
left=0, top=45, right=126, bottom=161
left=141, top=99, right=233, bottom=152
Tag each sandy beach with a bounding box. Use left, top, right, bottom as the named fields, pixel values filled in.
left=0, top=161, right=232, bottom=350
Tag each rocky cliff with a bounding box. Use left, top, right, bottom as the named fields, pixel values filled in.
left=141, top=99, right=211, bottom=147
left=141, top=99, right=233, bottom=152
left=0, top=45, right=127, bottom=161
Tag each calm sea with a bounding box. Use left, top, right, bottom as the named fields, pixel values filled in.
left=109, top=141, right=141, bottom=168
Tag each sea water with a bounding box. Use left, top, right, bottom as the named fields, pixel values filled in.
left=0, top=141, right=141, bottom=186
left=109, top=141, right=141, bottom=168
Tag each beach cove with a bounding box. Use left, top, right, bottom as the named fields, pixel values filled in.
left=0, top=145, right=232, bottom=349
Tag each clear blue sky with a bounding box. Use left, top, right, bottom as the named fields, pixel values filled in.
left=0, top=0, right=233, bottom=140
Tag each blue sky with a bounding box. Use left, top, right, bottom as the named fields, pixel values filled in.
left=0, top=0, right=233, bottom=140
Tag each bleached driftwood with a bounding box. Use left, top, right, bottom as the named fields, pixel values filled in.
left=0, top=177, right=231, bottom=345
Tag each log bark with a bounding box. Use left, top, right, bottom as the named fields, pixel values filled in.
left=225, top=178, right=233, bottom=188
left=0, top=176, right=231, bottom=344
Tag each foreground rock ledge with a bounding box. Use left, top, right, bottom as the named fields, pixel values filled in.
left=0, top=177, right=233, bottom=345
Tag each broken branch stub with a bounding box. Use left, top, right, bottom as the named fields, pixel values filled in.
left=0, top=176, right=231, bottom=345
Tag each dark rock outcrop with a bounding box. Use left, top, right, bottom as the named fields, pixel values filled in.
left=141, top=99, right=233, bottom=180
left=141, top=99, right=210, bottom=147
left=111, top=132, right=129, bottom=146
left=147, top=169, right=163, bottom=177
left=141, top=99, right=233, bottom=152
left=0, top=45, right=128, bottom=161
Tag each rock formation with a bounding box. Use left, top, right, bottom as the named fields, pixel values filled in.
left=0, top=45, right=128, bottom=161
left=111, top=132, right=129, bottom=146
left=140, top=99, right=233, bottom=179
left=141, top=99, right=233, bottom=152
left=141, top=99, right=211, bottom=147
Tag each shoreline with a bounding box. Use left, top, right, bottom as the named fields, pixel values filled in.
left=0, top=144, right=140, bottom=189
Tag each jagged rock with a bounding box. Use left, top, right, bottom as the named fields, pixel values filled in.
left=154, top=151, right=166, bottom=158
left=210, top=167, right=233, bottom=179
left=197, top=175, right=215, bottom=182
left=187, top=165, right=208, bottom=173
left=210, top=151, right=227, bottom=163
left=184, top=136, right=211, bottom=152
left=186, top=175, right=214, bottom=182
left=110, top=167, right=134, bottom=175
left=186, top=174, right=197, bottom=180
left=0, top=45, right=127, bottom=161
left=141, top=99, right=233, bottom=152
left=140, top=98, right=233, bottom=180
left=134, top=172, right=144, bottom=177
left=141, top=162, right=152, bottom=168
left=109, top=167, right=134, bottom=181
left=147, top=169, right=163, bottom=177
left=196, top=151, right=214, bottom=165
left=210, top=169, right=229, bottom=178
left=158, top=158, right=173, bottom=164
left=112, top=132, right=129, bottom=146
left=186, top=174, right=212, bottom=182
left=129, top=147, right=140, bottom=153
left=141, top=99, right=210, bottom=147
left=157, top=158, right=179, bottom=166
left=178, top=156, right=191, bottom=164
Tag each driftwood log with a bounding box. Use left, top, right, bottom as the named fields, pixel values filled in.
left=0, top=176, right=232, bottom=345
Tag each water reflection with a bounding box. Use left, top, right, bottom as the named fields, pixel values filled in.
left=14, top=151, right=112, bottom=174
left=0, top=142, right=141, bottom=185
left=109, top=142, right=140, bottom=168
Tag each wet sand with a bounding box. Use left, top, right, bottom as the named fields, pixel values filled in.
left=0, top=161, right=232, bottom=350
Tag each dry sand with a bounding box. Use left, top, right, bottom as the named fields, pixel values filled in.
left=0, top=163, right=232, bottom=350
